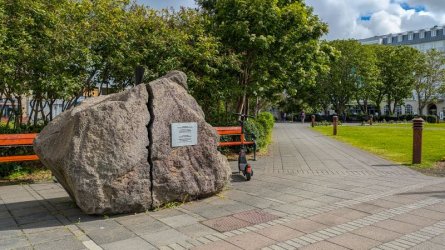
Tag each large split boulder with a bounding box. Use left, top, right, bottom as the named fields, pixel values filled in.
left=34, top=71, right=231, bottom=214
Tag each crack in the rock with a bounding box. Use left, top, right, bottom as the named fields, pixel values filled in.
left=146, top=83, right=155, bottom=209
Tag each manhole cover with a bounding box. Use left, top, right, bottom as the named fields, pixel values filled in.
left=232, top=210, right=280, bottom=224
left=201, top=216, right=252, bottom=232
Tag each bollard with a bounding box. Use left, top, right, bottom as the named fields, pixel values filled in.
left=369, top=115, right=373, bottom=126
left=311, top=115, right=315, bottom=127
left=333, top=116, right=338, bottom=136
left=412, top=118, right=424, bottom=164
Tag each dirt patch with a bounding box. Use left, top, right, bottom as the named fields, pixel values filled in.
left=0, top=169, right=52, bottom=186
left=416, top=161, right=445, bottom=177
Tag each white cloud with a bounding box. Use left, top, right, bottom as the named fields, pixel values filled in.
left=306, top=0, right=445, bottom=40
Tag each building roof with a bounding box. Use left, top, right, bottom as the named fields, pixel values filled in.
left=359, top=25, right=445, bottom=46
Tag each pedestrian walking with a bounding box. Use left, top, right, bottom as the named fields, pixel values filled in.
left=300, top=111, right=305, bottom=123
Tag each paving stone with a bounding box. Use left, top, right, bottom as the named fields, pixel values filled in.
left=391, top=214, right=437, bottom=227
left=292, top=200, right=326, bottom=209
left=327, top=232, right=381, bottom=250
left=367, top=199, right=403, bottom=209
left=26, top=228, right=73, bottom=245
left=323, top=208, right=369, bottom=220
left=0, top=236, right=30, bottom=249
left=373, top=219, right=422, bottom=234
left=308, top=214, right=351, bottom=226
left=101, top=237, right=156, bottom=250
left=431, top=233, right=445, bottom=246
left=177, top=223, right=218, bottom=238
left=225, top=231, right=277, bottom=250
left=351, top=225, right=403, bottom=242
left=150, top=208, right=185, bottom=219
left=283, top=218, right=328, bottom=233
left=141, top=229, right=191, bottom=247
left=19, top=219, right=64, bottom=234
left=125, top=218, right=171, bottom=235
left=409, top=241, right=445, bottom=250
left=159, top=214, right=199, bottom=228
left=409, top=208, right=445, bottom=220
left=349, top=203, right=386, bottom=214
left=0, top=228, right=23, bottom=240
left=191, top=240, right=242, bottom=250
left=255, top=224, right=305, bottom=241
left=32, top=236, right=84, bottom=250
left=86, top=226, right=135, bottom=245
left=300, top=240, right=349, bottom=250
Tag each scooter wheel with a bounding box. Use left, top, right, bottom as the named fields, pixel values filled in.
left=245, top=165, right=252, bottom=181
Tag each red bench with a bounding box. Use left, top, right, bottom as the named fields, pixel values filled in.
left=0, top=134, right=39, bottom=163
left=215, top=127, right=256, bottom=160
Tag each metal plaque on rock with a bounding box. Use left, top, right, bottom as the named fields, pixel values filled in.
left=171, top=123, right=198, bottom=147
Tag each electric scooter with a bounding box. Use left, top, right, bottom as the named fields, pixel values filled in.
left=235, top=113, right=254, bottom=181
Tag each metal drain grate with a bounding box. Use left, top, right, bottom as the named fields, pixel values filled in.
left=201, top=216, right=252, bottom=232
left=232, top=210, right=280, bottom=224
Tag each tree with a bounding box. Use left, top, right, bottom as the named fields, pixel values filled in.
left=197, top=0, right=331, bottom=116
left=374, top=45, right=419, bottom=115
left=314, top=40, right=378, bottom=115
left=413, top=49, right=445, bottom=115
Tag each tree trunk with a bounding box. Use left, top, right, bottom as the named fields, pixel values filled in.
left=255, top=96, right=260, bottom=116
left=236, top=94, right=246, bottom=115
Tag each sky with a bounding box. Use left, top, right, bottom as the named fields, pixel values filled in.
left=138, top=0, right=445, bottom=40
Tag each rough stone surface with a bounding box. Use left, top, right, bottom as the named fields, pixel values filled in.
left=34, top=84, right=151, bottom=214
left=34, top=71, right=231, bottom=214
left=148, top=72, right=231, bottom=207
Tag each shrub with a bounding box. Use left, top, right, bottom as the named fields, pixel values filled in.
left=426, top=115, right=438, bottom=123
left=244, top=112, right=275, bottom=150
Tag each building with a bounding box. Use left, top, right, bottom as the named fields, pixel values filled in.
left=359, top=25, right=445, bottom=120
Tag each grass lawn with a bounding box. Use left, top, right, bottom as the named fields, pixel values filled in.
left=313, top=123, right=445, bottom=170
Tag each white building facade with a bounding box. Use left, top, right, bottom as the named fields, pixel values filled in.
left=360, top=25, right=445, bottom=120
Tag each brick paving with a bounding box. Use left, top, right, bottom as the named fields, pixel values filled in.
left=1, top=123, right=445, bottom=249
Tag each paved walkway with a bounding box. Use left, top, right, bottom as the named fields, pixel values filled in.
left=1, top=123, right=445, bottom=250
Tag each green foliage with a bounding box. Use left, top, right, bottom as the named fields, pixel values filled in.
left=313, top=40, right=379, bottom=115
left=244, top=112, right=274, bottom=150
left=413, top=49, right=445, bottom=115
left=0, top=0, right=332, bottom=135
left=199, top=0, right=333, bottom=117
left=374, top=45, right=419, bottom=114
left=425, top=115, right=438, bottom=124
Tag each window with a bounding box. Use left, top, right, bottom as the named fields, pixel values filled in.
left=395, top=105, right=402, bottom=116
left=432, top=30, right=437, bottom=37
left=405, top=104, right=413, bottom=115
left=420, top=31, right=425, bottom=39
left=398, top=35, right=403, bottom=42
left=384, top=105, right=390, bottom=115
left=408, top=33, right=413, bottom=40
left=387, top=37, right=392, bottom=44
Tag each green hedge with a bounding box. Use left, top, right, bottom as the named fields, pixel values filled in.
left=244, top=112, right=275, bottom=150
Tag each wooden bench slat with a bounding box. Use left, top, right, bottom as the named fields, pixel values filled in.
left=0, top=134, right=38, bottom=140
left=219, top=141, right=255, bottom=147
left=0, top=155, right=39, bottom=163
left=215, top=127, right=242, bottom=134
left=0, top=133, right=39, bottom=163
left=0, top=139, right=35, bottom=146
left=0, top=134, right=37, bottom=146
